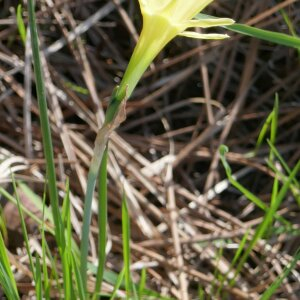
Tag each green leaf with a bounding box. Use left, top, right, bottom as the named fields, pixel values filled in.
left=27, top=0, right=64, bottom=247
left=110, top=268, right=125, bottom=300
left=122, top=193, right=132, bottom=299
left=72, top=251, right=85, bottom=300
left=0, top=232, right=19, bottom=299
left=12, top=177, right=36, bottom=284
left=138, top=268, right=147, bottom=299
left=196, top=13, right=300, bottom=49
left=261, top=247, right=300, bottom=299
left=41, top=193, right=50, bottom=300
left=225, top=23, right=300, bottom=49
left=255, top=95, right=279, bottom=161
left=35, top=254, right=43, bottom=300
left=219, top=145, right=290, bottom=225
left=18, top=182, right=53, bottom=223
left=93, top=148, right=108, bottom=299
left=17, top=4, right=26, bottom=45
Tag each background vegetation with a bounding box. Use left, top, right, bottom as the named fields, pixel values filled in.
left=0, top=0, right=299, bottom=299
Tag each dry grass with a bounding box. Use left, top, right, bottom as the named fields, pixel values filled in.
left=0, top=0, right=299, bottom=299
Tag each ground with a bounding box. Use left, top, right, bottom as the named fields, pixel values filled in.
left=0, top=0, right=300, bottom=299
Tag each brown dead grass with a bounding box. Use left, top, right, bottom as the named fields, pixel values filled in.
left=0, top=0, right=300, bottom=299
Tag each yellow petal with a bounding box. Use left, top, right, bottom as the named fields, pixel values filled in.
left=179, top=31, right=230, bottom=39
left=185, top=18, right=235, bottom=28
left=139, top=0, right=172, bottom=14
left=168, top=0, right=214, bottom=20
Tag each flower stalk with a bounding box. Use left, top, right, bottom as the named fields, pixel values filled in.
left=81, top=0, right=235, bottom=292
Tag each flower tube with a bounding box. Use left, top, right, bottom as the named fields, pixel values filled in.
left=105, top=0, right=234, bottom=123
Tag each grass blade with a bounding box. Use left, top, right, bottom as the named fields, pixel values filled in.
left=229, top=177, right=279, bottom=286
left=47, top=252, right=62, bottom=298
left=0, top=187, right=54, bottom=234
left=62, top=251, right=71, bottom=300
left=0, top=205, right=7, bottom=245
left=269, top=95, right=279, bottom=161
left=261, top=247, right=300, bottom=300
left=41, top=193, right=50, bottom=300
left=138, top=268, right=147, bottom=299
left=0, top=232, right=19, bottom=300
left=94, top=147, right=108, bottom=299
left=219, top=145, right=289, bottom=225
left=122, top=193, right=132, bottom=299
left=217, top=229, right=250, bottom=293
left=27, top=0, right=64, bottom=247
left=220, top=145, right=300, bottom=286
left=255, top=111, right=274, bottom=152
left=267, top=142, right=300, bottom=204
left=72, top=251, right=85, bottom=300
left=110, top=267, right=125, bottom=300
left=17, top=4, right=26, bottom=45
left=255, top=94, right=279, bottom=161
left=35, top=254, right=43, bottom=300
left=12, top=176, right=36, bottom=283
left=198, top=286, right=205, bottom=300
left=61, top=180, right=73, bottom=300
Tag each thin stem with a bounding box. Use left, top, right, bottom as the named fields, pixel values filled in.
left=80, top=127, right=110, bottom=291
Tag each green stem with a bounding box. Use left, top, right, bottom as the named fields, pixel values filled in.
left=80, top=127, right=110, bottom=291
left=79, top=153, right=104, bottom=291
left=79, top=10, right=173, bottom=293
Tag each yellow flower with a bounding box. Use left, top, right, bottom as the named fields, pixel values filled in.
left=106, top=0, right=234, bottom=122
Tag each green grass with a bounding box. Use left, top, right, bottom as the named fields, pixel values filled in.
left=122, top=193, right=137, bottom=299
left=93, top=147, right=108, bottom=299
left=255, top=94, right=279, bottom=162
left=138, top=268, right=147, bottom=299
left=41, top=192, right=50, bottom=300
left=13, top=176, right=37, bottom=292
left=27, top=0, right=85, bottom=298
left=27, top=0, right=64, bottom=248
left=217, top=152, right=300, bottom=297
left=110, top=267, right=125, bottom=300
left=219, top=144, right=290, bottom=226
left=278, top=4, right=300, bottom=57
left=218, top=98, right=300, bottom=297
left=0, top=230, right=19, bottom=300
left=0, top=205, right=7, bottom=245
left=16, top=4, right=26, bottom=46
left=261, top=247, right=300, bottom=300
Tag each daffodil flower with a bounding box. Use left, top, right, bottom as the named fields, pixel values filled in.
left=80, top=2, right=234, bottom=287
left=105, top=0, right=234, bottom=123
